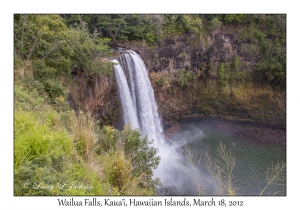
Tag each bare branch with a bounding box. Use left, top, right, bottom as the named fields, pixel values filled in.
left=27, top=38, right=37, bottom=61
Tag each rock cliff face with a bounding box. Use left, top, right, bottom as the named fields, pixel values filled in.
left=68, top=32, right=286, bottom=145
left=68, top=71, right=120, bottom=126
left=112, top=32, right=255, bottom=75
left=112, top=33, right=286, bottom=130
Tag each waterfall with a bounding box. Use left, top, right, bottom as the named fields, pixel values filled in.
left=113, top=50, right=184, bottom=194
left=112, top=58, right=139, bottom=130
left=113, top=50, right=165, bottom=146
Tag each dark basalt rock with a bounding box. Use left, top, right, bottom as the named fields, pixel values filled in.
left=73, top=32, right=285, bottom=146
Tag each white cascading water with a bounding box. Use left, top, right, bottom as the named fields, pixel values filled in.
left=113, top=50, right=165, bottom=145
left=113, top=50, right=183, bottom=192
left=112, top=59, right=139, bottom=130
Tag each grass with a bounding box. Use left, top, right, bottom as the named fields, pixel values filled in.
left=14, top=81, right=158, bottom=196
left=259, top=162, right=286, bottom=195
left=185, top=142, right=285, bottom=196
left=14, top=109, right=73, bottom=167
left=184, top=146, right=204, bottom=195
left=184, top=142, right=236, bottom=195
left=71, top=113, right=97, bottom=162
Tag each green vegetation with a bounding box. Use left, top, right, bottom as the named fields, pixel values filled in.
left=96, top=125, right=160, bottom=193
left=218, top=63, right=227, bottom=86
left=14, top=82, right=160, bottom=195
left=14, top=15, right=113, bottom=104
left=210, top=17, right=222, bottom=33
left=174, top=69, right=197, bottom=87
left=63, top=14, right=204, bottom=43
left=62, top=14, right=285, bottom=91
left=163, top=14, right=203, bottom=35
left=155, top=77, right=166, bottom=87
left=14, top=14, right=160, bottom=196
left=63, top=14, right=164, bottom=44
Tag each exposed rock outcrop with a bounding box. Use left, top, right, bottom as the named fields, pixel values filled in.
left=111, top=32, right=254, bottom=76
left=68, top=32, right=286, bottom=146
left=68, top=71, right=120, bottom=126
left=111, top=33, right=285, bottom=129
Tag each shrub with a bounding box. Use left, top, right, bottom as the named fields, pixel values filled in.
left=175, top=69, right=196, bottom=87
left=71, top=113, right=97, bottom=161
left=223, top=14, right=245, bottom=23
left=218, top=63, right=227, bottom=86
left=42, top=79, right=66, bottom=103
left=233, top=55, right=240, bottom=74
left=96, top=125, right=160, bottom=191
left=211, top=17, right=222, bottom=32
left=104, top=150, right=131, bottom=191
left=32, top=59, right=57, bottom=80
left=122, top=125, right=160, bottom=181
left=14, top=83, right=45, bottom=111
left=96, top=126, right=120, bottom=153
left=254, top=58, right=286, bottom=90
left=14, top=154, right=70, bottom=196
left=155, top=77, right=166, bottom=87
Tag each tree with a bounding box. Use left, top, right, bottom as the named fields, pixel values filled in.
left=211, top=17, right=222, bottom=33
left=67, top=20, right=113, bottom=75
left=14, top=14, right=72, bottom=74
left=95, top=15, right=128, bottom=41
left=14, top=14, right=113, bottom=104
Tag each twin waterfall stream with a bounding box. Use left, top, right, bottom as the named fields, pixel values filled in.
left=112, top=50, right=183, bottom=195
left=112, top=50, right=165, bottom=145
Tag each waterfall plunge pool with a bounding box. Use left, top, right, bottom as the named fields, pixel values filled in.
left=156, top=119, right=286, bottom=196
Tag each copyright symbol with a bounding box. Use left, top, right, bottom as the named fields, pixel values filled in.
left=23, top=183, right=30, bottom=189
